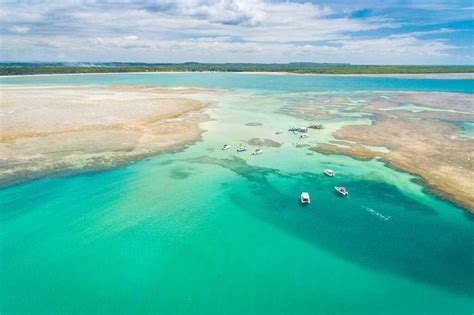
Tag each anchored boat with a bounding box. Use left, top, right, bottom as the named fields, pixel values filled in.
left=325, top=169, right=335, bottom=177
left=237, top=145, right=247, bottom=152
left=222, top=144, right=231, bottom=150
left=335, top=186, right=349, bottom=196
left=252, top=148, right=263, bottom=155
left=300, top=192, right=311, bottom=204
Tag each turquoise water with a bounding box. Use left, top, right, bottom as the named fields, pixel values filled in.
left=1, top=74, right=473, bottom=314
left=1, top=72, right=473, bottom=93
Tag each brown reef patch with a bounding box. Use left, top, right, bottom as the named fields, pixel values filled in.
left=247, top=138, right=282, bottom=147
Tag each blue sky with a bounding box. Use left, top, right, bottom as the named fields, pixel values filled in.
left=0, top=0, right=473, bottom=64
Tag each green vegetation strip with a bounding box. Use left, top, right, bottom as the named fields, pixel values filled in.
left=1, top=63, right=473, bottom=76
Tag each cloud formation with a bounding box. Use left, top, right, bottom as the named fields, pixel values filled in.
left=0, top=0, right=471, bottom=64
left=8, top=26, right=30, bottom=34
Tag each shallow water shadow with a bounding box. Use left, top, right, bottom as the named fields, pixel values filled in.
left=188, top=155, right=474, bottom=297
left=169, top=167, right=197, bottom=180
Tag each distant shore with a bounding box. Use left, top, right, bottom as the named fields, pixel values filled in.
left=2, top=63, right=473, bottom=77
left=1, top=71, right=473, bottom=80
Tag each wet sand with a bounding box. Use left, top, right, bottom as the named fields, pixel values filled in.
left=0, top=85, right=213, bottom=187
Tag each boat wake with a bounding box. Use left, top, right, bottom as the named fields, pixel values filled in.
left=362, top=206, right=391, bottom=221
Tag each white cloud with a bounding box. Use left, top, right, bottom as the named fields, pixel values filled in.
left=172, top=0, right=268, bottom=26
left=390, top=28, right=455, bottom=38
left=1, top=33, right=461, bottom=65
left=8, top=25, right=30, bottom=33
left=123, top=35, right=138, bottom=41
left=0, top=0, right=470, bottom=64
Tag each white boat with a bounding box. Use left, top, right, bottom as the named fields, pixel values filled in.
left=335, top=186, right=349, bottom=196
left=301, top=192, right=311, bottom=204
left=300, top=134, right=308, bottom=139
left=222, top=144, right=231, bottom=150
left=325, top=169, right=335, bottom=177
left=237, top=145, right=247, bottom=152
left=252, top=148, right=263, bottom=155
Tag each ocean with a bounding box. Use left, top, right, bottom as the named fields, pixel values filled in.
left=1, top=73, right=473, bottom=314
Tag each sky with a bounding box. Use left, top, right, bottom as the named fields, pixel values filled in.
left=0, top=0, right=473, bottom=64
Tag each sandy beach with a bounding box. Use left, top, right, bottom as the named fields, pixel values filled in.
left=0, top=85, right=213, bottom=186
left=2, top=71, right=472, bottom=80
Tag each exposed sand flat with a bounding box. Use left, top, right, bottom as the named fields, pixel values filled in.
left=370, top=92, right=474, bottom=119
left=0, top=85, right=213, bottom=186
left=276, top=95, right=353, bottom=120
left=311, top=92, right=474, bottom=212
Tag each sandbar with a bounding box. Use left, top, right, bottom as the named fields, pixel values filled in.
left=0, top=85, right=213, bottom=186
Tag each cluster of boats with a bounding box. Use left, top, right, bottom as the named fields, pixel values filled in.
left=289, top=124, right=324, bottom=138
left=288, top=126, right=308, bottom=133
left=222, top=124, right=344, bottom=205
left=300, top=169, right=349, bottom=204
left=289, top=123, right=324, bottom=133
left=308, top=123, right=324, bottom=130
left=222, top=144, right=263, bottom=156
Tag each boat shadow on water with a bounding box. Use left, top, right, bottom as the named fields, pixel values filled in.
left=188, top=155, right=474, bottom=298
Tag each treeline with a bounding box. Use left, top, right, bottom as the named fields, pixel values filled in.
left=1, top=63, right=473, bottom=76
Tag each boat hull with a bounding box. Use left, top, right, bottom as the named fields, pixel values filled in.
left=335, top=187, right=348, bottom=196
left=325, top=170, right=335, bottom=177
left=300, top=193, right=311, bottom=204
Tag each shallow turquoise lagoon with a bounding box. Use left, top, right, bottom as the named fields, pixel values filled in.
left=1, top=73, right=473, bottom=314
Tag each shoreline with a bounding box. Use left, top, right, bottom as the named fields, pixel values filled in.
left=1, top=71, right=473, bottom=80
